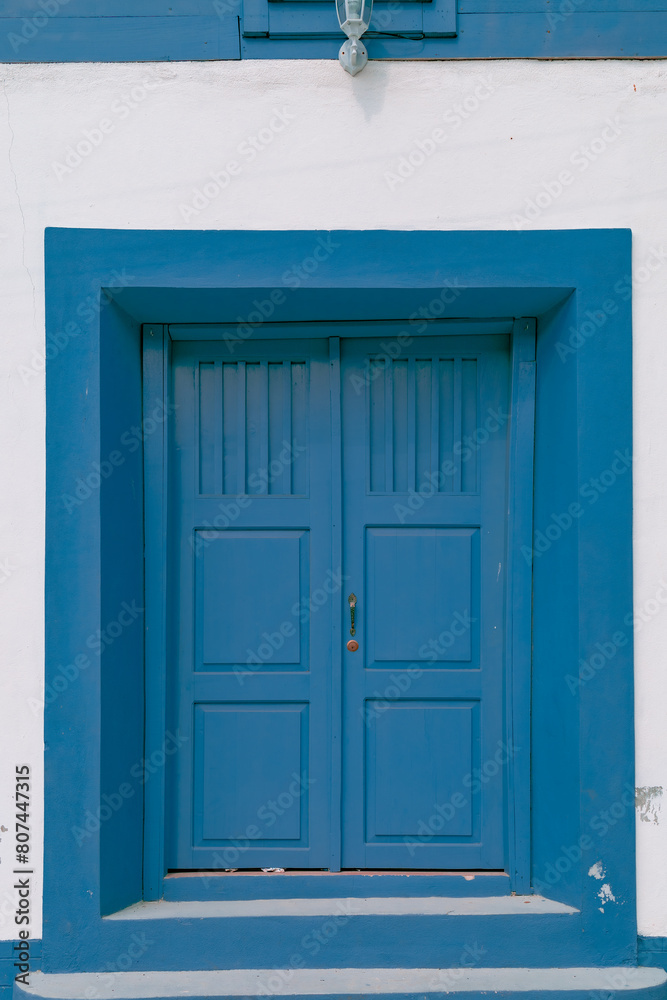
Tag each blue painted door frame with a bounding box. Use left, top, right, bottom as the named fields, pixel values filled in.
left=43, top=228, right=636, bottom=973
left=144, top=321, right=534, bottom=885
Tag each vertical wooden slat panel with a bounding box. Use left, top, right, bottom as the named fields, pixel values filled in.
left=407, top=356, right=416, bottom=492
left=258, top=360, right=269, bottom=495
left=282, top=361, right=292, bottom=495
left=415, top=358, right=432, bottom=491
left=267, top=361, right=289, bottom=496
left=461, top=359, right=478, bottom=493
left=392, top=360, right=408, bottom=492
left=245, top=362, right=261, bottom=495
left=439, top=358, right=455, bottom=492
left=198, top=361, right=221, bottom=495
left=369, top=360, right=385, bottom=492
left=384, top=360, right=394, bottom=494
left=452, top=357, right=463, bottom=493
left=267, top=362, right=280, bottom=495
left=214, top=360, right=223, bottom=494
left=236, top=361, right=247, bottom=495
left=430, top=356, right=440, bottom=488
left=291, top=362, right=308, bottom=495
left=222, top=363, right=237, bottom=496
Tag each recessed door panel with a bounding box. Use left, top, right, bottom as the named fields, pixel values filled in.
left=367, top=701, right=476, bottom=839
left=194, top=703, right=308, bottom=844
left=197, top=530, right=307, bottom=669
left=367, top=527, right=475, bottom=665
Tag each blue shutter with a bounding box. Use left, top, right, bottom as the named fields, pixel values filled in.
left=241, top=0, right=456, bottom=38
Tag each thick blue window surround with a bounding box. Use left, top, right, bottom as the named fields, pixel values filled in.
left=45, top=227, right=636, bottom=974
left=3, top=0, right=667, bottom=60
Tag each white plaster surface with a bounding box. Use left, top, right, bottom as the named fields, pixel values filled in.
left=1, top=58, right=667, bottom=938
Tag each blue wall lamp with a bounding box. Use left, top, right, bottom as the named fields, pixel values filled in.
left=336, top=0, right=373, bottom=74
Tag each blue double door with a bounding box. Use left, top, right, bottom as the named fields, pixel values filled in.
left=167, top=331, right=510, bottom=871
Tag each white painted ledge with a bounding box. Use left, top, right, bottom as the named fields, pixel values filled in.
left=18, top=967, right=667, bottom=999
left=105, top=895, right=578, bottom=919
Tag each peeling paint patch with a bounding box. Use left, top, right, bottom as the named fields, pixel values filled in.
left=588, top=861, right=605, bottom=880
left=635, top=785, right=663, bottom=824
left=598, top=882, right=616, bottom=912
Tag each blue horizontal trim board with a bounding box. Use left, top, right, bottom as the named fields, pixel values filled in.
left=6, top=0, right=666, bottom=14
left=2, top=5, right=667, bottom=59
left=639, top=937, right=667, bottom=971
left=241, top=11, right=667, bottom=58
left=3, top=1, right=217, bottom=10
left=0, top=16, right=240, bottom=62
left=0, top=941, right=41, bottom=989
left=460, top=0, right=667, bottom=9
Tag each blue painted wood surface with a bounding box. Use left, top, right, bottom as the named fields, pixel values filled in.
left=168, top=339, right=334, bottom=869
left=161, top=870, right=511, bottom=899
left=341, top=335, right=509, bottom=869
left=0, top=15, right=240, bottom=61
left=166, top=331, right=513, bottom=871
left=243, top=0, right=455, bottom=39
left=142, top=326, right=170, bottom=902
left=504, top=319, right=536, bottom=893
left=98, top=302, right=145, bottom=916
left=2, top=0, right=667, bottom=59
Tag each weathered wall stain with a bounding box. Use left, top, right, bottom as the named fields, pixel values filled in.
left=636, top=785, right=663, bottom=824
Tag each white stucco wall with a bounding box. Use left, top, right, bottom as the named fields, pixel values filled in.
left=1, top=57, right=666, bottom=940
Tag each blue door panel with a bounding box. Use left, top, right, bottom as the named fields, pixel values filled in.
left=368, top=702, right=476, bottom=838
left=341, top=335, right=509, bottom=869
left=198, top=530, right=307, bottom=668
left=368, top=528, right=476, bottom=664
left=167, top=331, right=511, bottom=871
left=168, top=339, right=332, bottom=869
left=194, top=703, right=308, bottom=844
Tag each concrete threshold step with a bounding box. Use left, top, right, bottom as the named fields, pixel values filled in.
left=105, top=895, right=577, bottom=919
left=16, top=967, right=667, bottom=1000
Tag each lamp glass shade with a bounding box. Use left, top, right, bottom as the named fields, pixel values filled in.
left=336, top=0, right=372, bottom=34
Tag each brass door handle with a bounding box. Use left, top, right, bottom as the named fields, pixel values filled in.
left=347, top=594, right=358, bottom=651
left=348, top=593, right=357, bottom=635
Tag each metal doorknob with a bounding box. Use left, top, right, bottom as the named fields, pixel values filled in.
left=347, top=639, right=359, bottom=652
